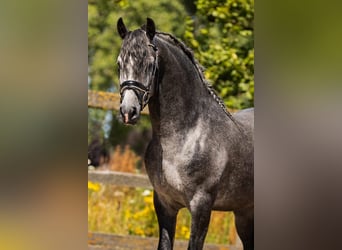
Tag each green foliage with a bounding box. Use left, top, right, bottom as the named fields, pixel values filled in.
left=184, top=0, right=254, bottom=109
left=88, top=108, right=107, bottom=144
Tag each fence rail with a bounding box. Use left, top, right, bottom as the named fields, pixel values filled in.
left=88, top=170, right=152, bottom=189
left=88, top=232, right=239, bottom=250
left=88, top=90, right=149, bottom=114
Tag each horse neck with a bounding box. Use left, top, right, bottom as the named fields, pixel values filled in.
left=148, top=38, right=216, bottom=136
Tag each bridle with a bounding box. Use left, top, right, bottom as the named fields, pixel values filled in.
left=119, top=42, right=159, bottom=110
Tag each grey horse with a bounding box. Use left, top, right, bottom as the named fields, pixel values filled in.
left=116, top=17, right=254, bottom=250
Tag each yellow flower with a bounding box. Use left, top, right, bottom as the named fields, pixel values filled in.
left=88, top=181, right=100, bottom=192
left=181, top=225, right=190, bottom=239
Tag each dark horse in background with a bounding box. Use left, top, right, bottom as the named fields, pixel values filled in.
left=116, top=18, right=254, bottom=250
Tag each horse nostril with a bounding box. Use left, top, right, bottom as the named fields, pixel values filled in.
left=131, top=107, right=137, bottom=118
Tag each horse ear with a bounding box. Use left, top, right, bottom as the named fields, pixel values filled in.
left=117, top=17, right=128, bottom=39
left=146, top=17, right=155, bottom=41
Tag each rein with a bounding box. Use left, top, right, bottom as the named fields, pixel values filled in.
left=119, top=43, right=159, bottom=110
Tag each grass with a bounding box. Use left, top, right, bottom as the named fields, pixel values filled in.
left=88, top=183, right=237, bottom=245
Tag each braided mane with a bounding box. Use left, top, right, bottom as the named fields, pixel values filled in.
left=155, top=31, right=243, bottom=132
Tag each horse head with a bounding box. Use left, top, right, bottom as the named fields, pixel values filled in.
left=116, top=17, right=158, bottom=124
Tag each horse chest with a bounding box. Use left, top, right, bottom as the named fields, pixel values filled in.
left=145, top=118, right=232, bottom=206
left=160, top=143, right=227, bottom=194
left=150, top=142, right=230, bottom=209
left=160, top=126, right=208, bottom=184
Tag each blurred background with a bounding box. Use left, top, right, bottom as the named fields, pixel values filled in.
left=3, top=0, right=341, bottom=249
left=88, top=0, right=254, bottom=247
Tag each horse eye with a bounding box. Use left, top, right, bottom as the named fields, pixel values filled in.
left=148, top=44, right=157, bottom=51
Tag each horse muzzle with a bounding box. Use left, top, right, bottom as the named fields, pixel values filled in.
left=120, top=105, right=140, bottom=125
left=119, top=82, right=146, bottom=125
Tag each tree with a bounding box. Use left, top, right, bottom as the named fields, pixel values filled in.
left=183, top=0, right=254, bottom=110
left=88, top=0, right=188, bottom=91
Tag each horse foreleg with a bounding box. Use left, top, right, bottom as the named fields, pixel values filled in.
left=187, top=191, right=213, bottom=250
left=154, top=191, right=178, bottom=250
left=234, top=208, right=254, bottom=250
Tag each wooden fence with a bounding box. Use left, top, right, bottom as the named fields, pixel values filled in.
left=88, top=90, right=149, bottom=114
left=88, top=170, right=152, bottom=189
left=88, top=231, right=241, bottom=250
